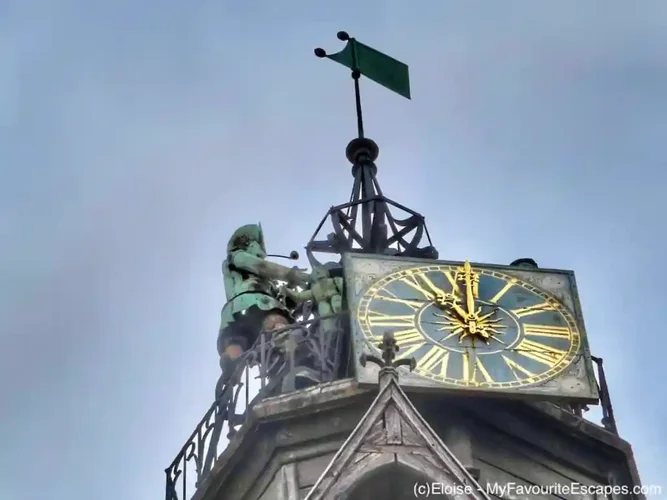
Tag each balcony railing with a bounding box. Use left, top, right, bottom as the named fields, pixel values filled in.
left=164, top=315, right=346, bottom=500
left=571, top=356, right=618, bottom=434
left=164, top=320, right=618, bottom=500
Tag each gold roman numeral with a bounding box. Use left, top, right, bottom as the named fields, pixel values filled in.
left=474, top=357, right=494, bottom=383
left=516, top=339, right=566, bottom=366
left=511, top=301, right=556, bottom=318
left=417, top=346, right=450, bottom=378
left=399, top=273, right=435, bottom=300
left=415, top=272, right=446, bottom=295
left=441, top=270, right=460, bottom=295
left=461, top=353, right=493, bottom=384
left=373, top=294, right=423, bottom=311
left=462, top=351, right=471, bottom=381
left=401, top=271, right=452, bottom=299
left=524, top=324, right=570, bottom=339
left=489, top=279, right=517, bottom=304
left=396, top=342, right=427, bottom=361
left=366, top=311, right=415, bottom=328
left=502, top=355, right=536, bottom=379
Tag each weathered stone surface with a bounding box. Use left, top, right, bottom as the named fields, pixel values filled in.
left=194, top=379, right=643, bottom=500
left=304, top=371, right=489, bottom=500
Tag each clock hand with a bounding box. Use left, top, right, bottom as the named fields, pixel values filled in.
left=462, top=260, right=477, bottom=317
left=392, top=295, right=469, bottom=322
left=448, top=299, right=470, bottom=321
left=434, top=293, right=468, bottom=321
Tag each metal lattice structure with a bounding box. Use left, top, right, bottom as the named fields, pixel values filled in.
left=306, top=138, right=438, bottom=267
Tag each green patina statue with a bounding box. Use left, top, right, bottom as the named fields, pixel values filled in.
left=281, top=262, right=345, bottom=333
left=270, top=261, right=345, bottom=390
left=217, top=223, right=310, bottom=384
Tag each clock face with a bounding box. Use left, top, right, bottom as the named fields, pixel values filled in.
left=356, top=263, right=582, bottom=389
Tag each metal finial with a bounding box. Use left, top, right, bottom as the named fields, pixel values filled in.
left=359, top=331, right=416, bottom=371
left=346, top=137, right=379, bottom=165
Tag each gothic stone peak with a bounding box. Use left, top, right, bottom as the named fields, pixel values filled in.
left=304, top=376, right=490, bottom=500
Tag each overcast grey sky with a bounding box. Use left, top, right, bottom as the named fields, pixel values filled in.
left=2, top=1, right=666, bottom=499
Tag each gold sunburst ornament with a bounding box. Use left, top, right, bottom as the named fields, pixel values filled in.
left=431, top=261, right=507, bottom=344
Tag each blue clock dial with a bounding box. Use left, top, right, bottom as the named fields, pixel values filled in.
left=357, top=263, right=581, bottom=389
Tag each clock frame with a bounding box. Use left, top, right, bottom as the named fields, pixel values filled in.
left=343, top=253, right=599, bottom=403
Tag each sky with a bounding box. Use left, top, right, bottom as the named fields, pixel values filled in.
left=1, top=1, right=666, bottom=499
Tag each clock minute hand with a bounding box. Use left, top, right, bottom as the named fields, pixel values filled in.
left=462, top=260, right=477, bottom=316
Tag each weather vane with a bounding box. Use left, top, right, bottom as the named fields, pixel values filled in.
left=315, top=31, right=411, bottom=139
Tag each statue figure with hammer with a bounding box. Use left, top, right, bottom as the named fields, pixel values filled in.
left=217, top=223, right=310, bottom=388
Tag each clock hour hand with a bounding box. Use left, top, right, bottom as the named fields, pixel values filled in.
left=435, top=293, right=468, bottom=321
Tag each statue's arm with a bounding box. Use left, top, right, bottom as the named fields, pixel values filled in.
left=230, top=251, right=310, bottom=287
left=284, top=287, right=313, bottom=303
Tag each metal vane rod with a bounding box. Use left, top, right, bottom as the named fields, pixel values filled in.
left=353, top=69, right=364, bottom=139
left=315, top=31, right=365, bottom=139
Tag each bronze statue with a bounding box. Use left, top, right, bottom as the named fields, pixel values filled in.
left=281, top=262, right=345, bottom=334
left=217, top=223, right=310, bottom=385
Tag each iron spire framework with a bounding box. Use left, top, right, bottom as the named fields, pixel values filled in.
left=305, top=137, right=438, bottom=266
left=307, top=32, right=438, bottom=266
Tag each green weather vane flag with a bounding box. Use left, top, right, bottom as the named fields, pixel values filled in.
left=315, top=31, right=411, bottom=139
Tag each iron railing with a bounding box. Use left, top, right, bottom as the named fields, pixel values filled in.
left=164, top=315, right=346, bottom=500
left=165, top=326, right=618, bottom=500
left=558, top=355, right=618, bottom=435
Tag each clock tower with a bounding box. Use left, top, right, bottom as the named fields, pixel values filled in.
left=165, top=33, right=644, bottom=500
